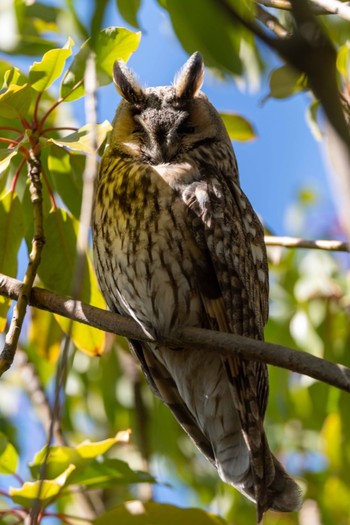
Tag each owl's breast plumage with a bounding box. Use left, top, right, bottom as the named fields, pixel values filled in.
left=93, top=150, right=210, bottom=338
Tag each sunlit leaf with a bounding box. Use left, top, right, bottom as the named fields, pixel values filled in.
left=336, top=43, right=350, bottom=78
left=9, top=465, right=76, bottom=508
left=0, top=191, right=25, bottom=329
left=220, top=113, right=256, bottom=141
left=61, top=27, right=141, bottom=102
left=0, top=150, right=18, bottom=175
left=321, top=413, right=342, bottom=469
left=29, top=38, right=74, bottom=92
left=48, top=121, right=112, bottom=153
left=30, top=433, right=130, bottom=480
left=0, top=83, right=33, bottom=120
left=3, top=66, right=27, bottom=88
left=0, top=432, right=19, bottom=475
left=28, top=308, right=62, bottom=364
left=94, top=501, right=227, bottom=525
left=117, top=0, right=141, bottom=28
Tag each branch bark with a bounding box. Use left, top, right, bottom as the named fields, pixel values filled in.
left=264, top=235, right=350, bottom=251
left=0, top=142, right=45, bottom=377
left=1, top=272, right=349, bottom=394
left=258, top=0, right=350, bottom=17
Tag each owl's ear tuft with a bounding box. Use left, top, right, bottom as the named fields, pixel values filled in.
left=113, top=60, right=144, bottom=104
left=174, top=52, right=204, bottom=99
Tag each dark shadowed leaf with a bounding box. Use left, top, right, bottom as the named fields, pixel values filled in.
left=117, top=0, right=142, bottom=28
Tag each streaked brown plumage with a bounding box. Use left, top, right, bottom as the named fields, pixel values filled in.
left=92, top=53, right=302, bottom=522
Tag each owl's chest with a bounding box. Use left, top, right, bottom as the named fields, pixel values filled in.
left=93, top=161, right=204, bottom=336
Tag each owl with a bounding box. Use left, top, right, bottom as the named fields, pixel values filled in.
left=92, top=53, right=302, bottom=522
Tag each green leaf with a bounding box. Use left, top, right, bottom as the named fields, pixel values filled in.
left=9, top=465, right=76, bottom=508
left=0, top=150, right=18, bottom=175
left=267, top=65, right=306, bottom=100
left=0, top=192, right=25, bottom=330
left=0, top=433, right=19, bottom=475
left=117, top=0, right=141, bottom=28
left=220, top=113, right=256, bottom=141
left=47, top=146, right=83, bottom=218
left=68, top=458, right=155, bottom=489
left=47, top=121, right=112, bottom=153
left=29, top=38, right=74, bottom=92
left=337, top=43, right=350, bottom=78
left=0, top=83, right=33, bottom=120
left=94, top=501, right=227, bottom=525
left=61, top=27, right=141, bottom=102
left=160, top=0, right=254, bottom=75
left=37, top=207, right=105, bottom=354
left=30, top=433, right=130, bottom=480
left=3, top=67, right=27, bottom=88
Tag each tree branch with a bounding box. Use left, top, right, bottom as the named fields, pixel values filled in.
left=258, top=0, right=350, bottom=16
left=1, top=272, right=349, bottom=394
left=309, top=0, right=350, bottom=20
left=217, top=0, right=350, bottom=150
left=264, top=235, right=350, bottom=251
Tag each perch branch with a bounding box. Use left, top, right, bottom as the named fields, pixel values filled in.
left=1, top=272, right=349, bottom=394
left=264, top=236, right=350, bottom=252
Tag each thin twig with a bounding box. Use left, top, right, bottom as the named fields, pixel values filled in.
left=17, top=349, right=66, bottom=445
left=264, top=235, right=350, bottom=252
left=0, top=140, right=45, bottom=376
left=1, top=273, right=350, bottom=394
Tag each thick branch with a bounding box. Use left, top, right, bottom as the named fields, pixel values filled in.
left=1, top=272, right=350, bottom=393
left=264, top=235, right=350, bottom=252
left=217, top=0, right=350, bottom=150
left=309, top=0, right=350, bottom=20
left=258, top=0, right=350, bottom=16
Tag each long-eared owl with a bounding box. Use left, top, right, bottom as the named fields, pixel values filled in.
left=92, top=53, right=302, bottom=522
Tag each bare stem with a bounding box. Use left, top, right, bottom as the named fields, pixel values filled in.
left=1, top=273, right=350, bottom=394
left=0, top=141, right=45, bottom=377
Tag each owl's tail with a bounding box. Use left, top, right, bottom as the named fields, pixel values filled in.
left=215, top=428, right=302, bottom=521
left=235, top=444, right=302, bottom=522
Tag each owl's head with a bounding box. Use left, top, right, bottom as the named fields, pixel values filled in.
left=110, top=53, right=230, bottom=164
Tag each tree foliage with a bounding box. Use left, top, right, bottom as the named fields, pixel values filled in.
left=0, top=1, right=349, bottom=524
